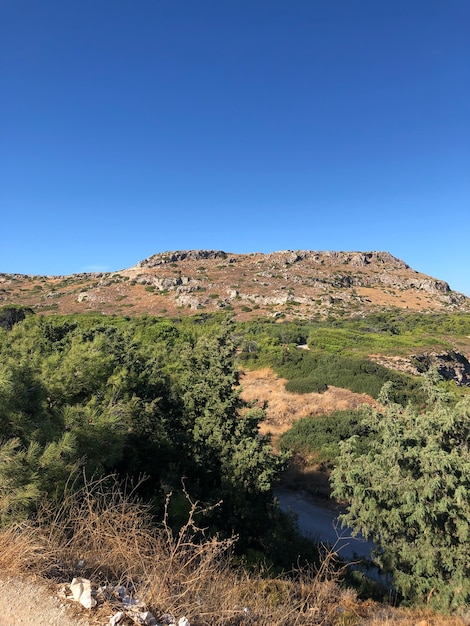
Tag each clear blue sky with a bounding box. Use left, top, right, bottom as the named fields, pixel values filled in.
left=1, top=1, right=469, bottom=294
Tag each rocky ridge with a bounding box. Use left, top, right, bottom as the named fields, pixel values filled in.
left=0, top=250, right=469, bottom=320
left=369, top=351, right=470, bottom=387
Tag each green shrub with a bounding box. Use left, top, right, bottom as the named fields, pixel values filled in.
left=284, top=378, right=328, bottom=394
left=276, top=351, right=424, bottom=405
left=0, top=306, right=34, bottom=331
left=331, top=378, right=470, bottom=610
left=279, top=409, right=370, bottom=466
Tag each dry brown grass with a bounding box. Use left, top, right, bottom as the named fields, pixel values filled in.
left=0, top=521, right=52, bottom=575
left=240, top=368, right=378, bottom=437
left=0, top=476, right=357, bottom=625
left=0, top=476, right=467, bottom=625
left=240, top=368, right=377, bottom=499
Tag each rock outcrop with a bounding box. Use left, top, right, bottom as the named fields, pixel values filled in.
left=412, top=351, right=470, bottom=387
left=136, top=250, right=228, bottom=268
left=370, top=351, right=470, bottom=387
left=1, top=249, right=469, bottom=320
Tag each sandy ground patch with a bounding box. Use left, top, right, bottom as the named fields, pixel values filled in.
left=240, top=368, right=378, bottom=436
left=0, top=577, right=91, bottom=626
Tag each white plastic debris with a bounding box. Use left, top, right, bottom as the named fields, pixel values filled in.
left=70, top=577, right=97, bottom=609
left=123, top=595, right=144, bottom=608
left=135, top=611, right=158, bottom=625
left=112, top=584, right=144, bottom=610
left=109, top=611, right=125, bottom=625
left=178, top=617, right=190, bottom=626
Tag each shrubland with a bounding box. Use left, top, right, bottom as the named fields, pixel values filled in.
left=1, top=306, right=470, bottom=621
left=278, top=409, right=371, bottom=468
left=238, top=311, right=470, bottom=403
left=0, top=310, right=304, bottom=564
left=239, top=311, right=470, bottom=613
left=0, top=475, right=357, bottom=625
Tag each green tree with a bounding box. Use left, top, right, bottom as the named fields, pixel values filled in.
left=331, top=377, right=470, bottom=610
left=0, top=305, right=34, bottom=331
left=175, top=321, right=284, bottom=490
left=172, top=320, right=287, bottom=549
left=0, top=434, right=77, bottom=523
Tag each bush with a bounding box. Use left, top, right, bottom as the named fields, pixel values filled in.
left=0, top=306, right=34, bottom=331
left=331, top=377, right=470, bottom=610
left=279, top=409, right=370, bottom=466
left=284, top=378, right=328, bottom=394
left=0, top=475, right=354, bottom=625
left=276, top=351, right=424, bottom=405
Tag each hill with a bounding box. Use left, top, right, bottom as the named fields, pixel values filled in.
left=1, top=250, right=469, bottom=320
left=2, top=254, right=470, bottom=619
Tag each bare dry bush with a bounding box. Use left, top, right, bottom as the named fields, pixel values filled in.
left=0, top=520, right=52, bottom=575
left=26, top=476, right=236, bottom=622
left=141, top=492, right=239, bottom=620
left=38, top=475, right=161, bottom=584
left=0, top=475, right=466, bottom=625
left=0, top=475, right=354, bottom=624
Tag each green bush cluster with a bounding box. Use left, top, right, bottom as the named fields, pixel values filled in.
left=0, top=311, right=291, bottom=559
left=275, top=350, right=424, bottom=404
left=284, top=378, right=328, bottom=394
left=236, top=311, right=470, bottom=405
left=279, top=409, right=370, bottom=467
left=332, top=378, right=470, bottom=610
left=2, top=307, right=470, bottom=608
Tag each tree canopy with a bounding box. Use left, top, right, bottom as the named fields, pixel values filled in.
left=0, top=312, right=288, bottom=556
left=331, top=376, right=470, bottom=610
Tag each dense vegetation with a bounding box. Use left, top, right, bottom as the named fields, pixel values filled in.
left=307, top=311, right=470, bottom=357
left=238, top=311, right=470, bottom=610
left=0, top=309, right=314, bottom=566
left=278, top=409, right=371, bottom=468
left=331, top=377, right=470, bottom=610
left=2, top=306, right=470, bottom=612
left=238, top=312, right=470, bottom=405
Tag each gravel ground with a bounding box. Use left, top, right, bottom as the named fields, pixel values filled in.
left=0, top=577, right=91, bottom=626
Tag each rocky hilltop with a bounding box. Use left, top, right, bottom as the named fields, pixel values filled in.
left=1, top=250, right=469, bottom=320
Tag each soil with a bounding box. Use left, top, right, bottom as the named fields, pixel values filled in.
left=0, top=576, right=91, bottom=626
left=240, top=367, right=379, bottom=499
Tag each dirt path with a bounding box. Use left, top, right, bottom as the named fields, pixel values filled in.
left=0, top=577, right=91, bottom=626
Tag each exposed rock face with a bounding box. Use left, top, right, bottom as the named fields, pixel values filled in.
left=1, top=249, right=469, bottom=319
left=412, top=351, right=470, bottom=387
left=132, top=274, right=193, bottom=290
left=370, top=351, right=470, bottom=387
left=136, top=250, right=228, bottom=268
left=263, top=250, right=409, bottom=269
left=377, top=273, right=451, bottom=294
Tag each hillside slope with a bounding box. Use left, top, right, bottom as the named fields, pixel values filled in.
left=1, top=250, right=469, bottom=320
